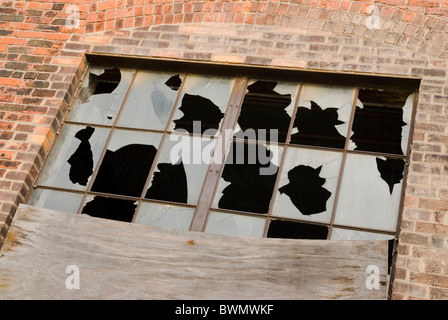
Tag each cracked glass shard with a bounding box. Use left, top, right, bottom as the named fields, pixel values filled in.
left=290, top=84, right=354, bottom=148
left=28, top=189, right=83, bottom=214
left=134, top=202, right=195, bottom=231
left=38, top=124, right=110, bottom=191
left=145, top=134, right=215, bottom=205
left=90, top=130, right=162, bottom=197
left=117, top=71, right=183, bottom=130
left=213, top=141, right=280, bottom=214
left=170, top=74, right=234, bottom=135
left=82, top=195, right=137, bottom=222
left=234, top=80, right=297, bottom=143
left=67, top=67, right=135, bottom=125
left=204, top=211, right=265, bottom=238
left=267, top=220, right=328, bottom=239
left=334, top=153, right=403, bottom=232
left=350, top=89, right=415, bottom=155
left=272, top=147, right=342, bottom=224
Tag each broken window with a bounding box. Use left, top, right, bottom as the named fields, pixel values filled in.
left=29, top=64, right=417, bottom=244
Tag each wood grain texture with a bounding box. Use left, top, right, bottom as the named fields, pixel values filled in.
left=0, top=204, right=388, bottom=299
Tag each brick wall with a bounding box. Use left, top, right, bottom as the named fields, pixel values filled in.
left=1, top=0, right=448, bottom=299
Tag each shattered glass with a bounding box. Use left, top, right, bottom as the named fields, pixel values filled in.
left=68, top=67, right=135, bottom=125
left=234, top=80, right=298, bottom=143
left=28, top=189, right=83, bottom=214
left=170, top=74, right=235, bottom=135
left=350, top=89, right=414, bottom=155
left=90, top=129, right=162, bottom=197
left=272, top=147, right=342, bottom=224
left=134, top=202, right=195, bottom=231
left=334, top=153, right=404, bottom=232
left=117, top=72, right=183, bottom=130
left=38, top=124, right=110, bottom=191
left=290, top=84, right=354, bottom=148
left=204, top=211, right=266, bottom=238
left=212, top=141, right=281, bottom=214
left=145, top=134, right=215, bottom=205
left=81, top=194, right=137, bottom=222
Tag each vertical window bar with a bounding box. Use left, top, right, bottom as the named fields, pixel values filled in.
left=189, top=77, right=248, bottom=232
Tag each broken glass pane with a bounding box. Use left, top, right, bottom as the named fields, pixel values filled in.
left=134, top=202, right=195, bottom=231
left=290, top=84, right=354, bottom=149
left=67, top=67, right=135, bottom=126
left=350, top=89, right=415, bottom=155
left=334, top=153, right=404, bottom=232
left=234, top=80, right=298, bottom=143
left=90, top=129, right=162, bottom=197
left=81, top=194, right=137, bottom=222
left=28, top=188, right=83, bottom=214
left=272, top=147, right=342, bottom=224
left=213, top=141, right=281, bottom=214
left=38, top=124, right=110, bottom=191
left=117, top=72, right=183, bottom=131
left=204, top=211, right=266, bottom=238
left=267, top=219, right=328, bottom=239
left=145, top=134, right=215, bottom=205
left=170, top=74, right=235, bottom=136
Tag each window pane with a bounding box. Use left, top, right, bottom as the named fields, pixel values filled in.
left=349, top=89, right=415, bottom=155
left=170, top=74, right=235, bottom=136
left=67, top=67, right=135, bottom=125
left=334, top=153, right=404, bottom=232
left=235, top=80, right=298, bottom=143
left=28, top=189, right=83, bottom=214
left=205, top=211, right=265, bottom=238
left=117, top=72, right=182, bottom=130
left=213, top=141, right=281, bottom=214
left=145, top=134, right=215, bottom=205
left=135, top=202, right=195, bottom=231
left=290, top=84, right=354, bottom=149
left=267, top=220, right=328, bottom=239
left=90, top=129, right=162, bottom=197
left=330, top=228, right=394, bottom=241
left=38, top=124, right=110, bottom=191
left=272, top=147, right=342, bottom=224
left=81, top=195, right=137, bottom=222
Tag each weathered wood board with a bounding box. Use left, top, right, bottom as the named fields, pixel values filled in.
left=0, top=204, right=388, bottom=299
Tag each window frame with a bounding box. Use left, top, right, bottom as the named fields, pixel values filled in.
left=28, top=55, right=420, bottom=242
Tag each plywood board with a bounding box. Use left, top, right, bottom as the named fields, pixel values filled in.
left=0, top=204, right=388, bottom=299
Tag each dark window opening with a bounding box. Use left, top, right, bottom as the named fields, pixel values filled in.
left=145, top=161, right=188, bottom=204
left=90, top=67, right=122, bottom=95
left=235, top=81, right=292, bottom=143
left=164, top=74, right=182, bottom=91
left=351, top=89, right=411, bottom=155
left=173, top=94, right=224, bottom=135
left=67, top=126, right=95, bottom=186
left=218, top=141, right=278, bottom=214
left=82, top=196, right=136, bottom=222
left=290, top=101, right=346, bottom=149
left=375, top=158, right=405, bottom=194
left=278, top=165, right=331, bottom=215
left=267, top=220, right=328, bottom=239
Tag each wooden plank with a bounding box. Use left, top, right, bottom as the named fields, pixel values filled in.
left=0, top=204, right=388, bottom=299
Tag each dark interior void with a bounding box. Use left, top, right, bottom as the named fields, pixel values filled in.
left=145, top=161, right=188, bottom=204
left=290, top=101, right=346, bottom=149
left=67, top=126, right=95, bottom=186
left=164, top=74, right=182, bottom=91
left=279, top=165, right=331, bottom=215
left=236, top=81, right=292, bottom=143
left=82, top=196, right=136, bottom=222
left=91, top=144, right=157, bottom=197
left=173, top=94, right=224, bottom=135
left=351, top=89, right=410, bottom=155
left=267, top=220, right=328, bottom=239
left=375, top=157, right=405, bottom=194
left=90, top=67, right=122, bottom=95
left=218, top=141, right=278, bottom=214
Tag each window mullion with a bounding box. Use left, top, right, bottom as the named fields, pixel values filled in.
left=189, top=77, right=248, bottom=232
